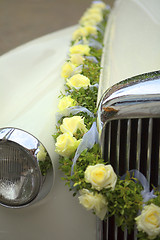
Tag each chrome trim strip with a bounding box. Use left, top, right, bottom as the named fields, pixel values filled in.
left=97, top=71, right=160, bottom=136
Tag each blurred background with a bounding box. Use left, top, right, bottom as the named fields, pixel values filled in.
left=0, top=0, right=114, bottom=56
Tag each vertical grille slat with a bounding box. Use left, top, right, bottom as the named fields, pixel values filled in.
left=116, top=120, right=121, bottom=174
left=106, top=218, right=109, bottom=240
left=119, top=120, right=127, bottom=175
left=158, top=130, right=160, bottom=190
left=101, top=117, right=160, bottom=240
left=146, top=118, right=153, bottom=185
left=136, top=119, right=142, bottom=170
left=114, top=224, right=118, bottom=240
left=126, top=119, right=131, bottom=169
left=108, top=122, right=111, bottom=164
left=110, top=121, right=118, bottom=171
left=124, top=229, right=127, bottom=240
left=140, top=119, right=149, bottom=176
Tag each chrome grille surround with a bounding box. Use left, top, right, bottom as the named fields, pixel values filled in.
left=97, top=71, right=160, bottom=240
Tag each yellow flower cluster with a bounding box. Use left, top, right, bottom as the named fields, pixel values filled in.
left=79, top=163, right=117, bottom=220
left=135, top=204, right=160, bottom=239
left=55, top=132, right=81, bottom=157
left=58, top=95, right=77, bottom=112
left=60, top=0, right=107, bottom=89
left=69, top=44, right=90, bottom=56
left=72, top=26, right=98, bottom=41
left=55, top=0, right=111, bottom=222
left=61, top=62, right=76, bottom=79
left=37, top=144, right=47, bottom=162
left=66, top=74, right=90, bottom=89
left=70, top=54, right=85, bottom=66
left=79, top=1, right=106, bottom=27
left=85, top=163, right=117, bottom=191
left=56, top=2, right=107, bottom=157
left=79, top=189, right=108, bottom=220
left=60, top=116, right=88, bottom=136
left=55, top=116, right=88, bottom=157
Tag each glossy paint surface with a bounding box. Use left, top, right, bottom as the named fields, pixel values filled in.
left=98, top=0, right=160, bottom=101
left=0, top=26, right=96, bottom=240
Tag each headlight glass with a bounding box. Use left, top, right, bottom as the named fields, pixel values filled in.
left=0, top=128, right=53, bottom=208
left=0, top=141, right=41, bottom=207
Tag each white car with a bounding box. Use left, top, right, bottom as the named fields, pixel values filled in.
left=0, top=0, right=160, bottom=240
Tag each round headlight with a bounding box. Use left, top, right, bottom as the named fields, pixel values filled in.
left=0, top=128, right=53, bottom=208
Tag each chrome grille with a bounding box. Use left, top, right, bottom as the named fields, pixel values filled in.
left=99, top=117, right=160, bottom=240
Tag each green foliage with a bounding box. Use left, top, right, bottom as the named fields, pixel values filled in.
left=39, top=154, right=53, bottom=176
left=53, top=111, right=96, bottom=141
left=69, top=86, right=98, bottom=113
left=102, top=176, right=143, bottom=233
left=146, top=189, right=160, bottom=207
left=59, top=144, right=105, bottom=194
left=82, top=60, right=101, bottom=85
left=137, top=231, right=160, bottom=240
left=90, top=47, right=103, bottom=62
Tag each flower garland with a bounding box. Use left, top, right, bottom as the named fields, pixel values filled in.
left=53, top=1, right=160, bottom=239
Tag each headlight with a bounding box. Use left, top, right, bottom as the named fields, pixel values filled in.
left=0, top=128, right=53, bottom=208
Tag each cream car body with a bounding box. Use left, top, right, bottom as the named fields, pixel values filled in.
left=0, top=0, right=160, bottom=239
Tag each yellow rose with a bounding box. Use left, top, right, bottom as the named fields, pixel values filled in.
left=37, top=144, right=47, bottom=161
left=89, top=13, right=103, bottom=23
left=84, top=25, right=98, bottom=36
left=135, top=204, right=160, bottom=239
left=78, top=189, right=108, bottom=220
left=69, top=44, right=90, bottom=56
left=60, top=116, right=88, bottom=136
left=80, top=13, right=103, bottom=25
left=72, top=27, right=88, bottom=41
left=91, top=2, right=106, bottom=10
left=85, top=164, right=117, bottom=191
left=66, top=73, right=90, bottom=89
left=80, top=19, right=97, bottom=27
left=70, top=54, right=85, bottom=66
left=55, top=132, right=80, bottom=157
left=58, top=95, right=77, bottom=112
left=87, top=8, right=102, bottom=15
left=61, top=62, right=76, bottom=79
left=72, top=26, right=97, bottom=41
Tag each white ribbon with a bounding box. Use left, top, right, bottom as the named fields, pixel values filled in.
left=71, top=121, right=99, bottom=176
left=85, top=56, right=98, bottom=63
left=121, top=170, right=157, bottom=202
left=88, top=38, right=103, bottom=49
left=56, top=106, right=94, bottom=121
left=72, top=65, right=83, bottom=75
